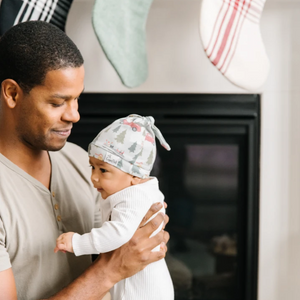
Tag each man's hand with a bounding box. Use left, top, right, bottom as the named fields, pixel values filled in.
left=54, top=232, right=75, bottom=253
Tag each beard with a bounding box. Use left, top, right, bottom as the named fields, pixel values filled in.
left=16, top=126, right=68, bottom=152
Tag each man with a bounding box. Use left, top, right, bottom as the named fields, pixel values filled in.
left=0, top=21, right=169, bottom=300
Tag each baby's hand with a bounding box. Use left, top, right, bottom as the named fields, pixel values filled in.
left=54, top=232, right=75, bottom=253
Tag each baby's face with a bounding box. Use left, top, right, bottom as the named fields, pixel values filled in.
left=89, top=156, right=134, bottom=199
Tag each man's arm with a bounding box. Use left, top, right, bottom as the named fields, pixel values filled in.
left=48, top=202, right=169, bottom=300
left=0, top=268, right=17, bottom=300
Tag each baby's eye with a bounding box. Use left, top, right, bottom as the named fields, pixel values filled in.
left=89, top=165, right=95, bottom=170
left=100, top=168, right=107, bottom=173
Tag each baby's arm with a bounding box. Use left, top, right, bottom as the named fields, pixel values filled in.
left=72, top=195, right=154, bottom=256
left=53, top=201, right=148, bottom=255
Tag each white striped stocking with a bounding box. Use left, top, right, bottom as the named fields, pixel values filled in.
left=200, top=0, right=270, bottom=91
left=0, top=0, right=73, bottom=35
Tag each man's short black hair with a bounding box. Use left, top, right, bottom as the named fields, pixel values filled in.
left=0, top=21, right=84, bottom=93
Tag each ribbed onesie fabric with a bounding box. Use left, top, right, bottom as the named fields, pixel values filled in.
left=72, top=177, right=174, bottom=300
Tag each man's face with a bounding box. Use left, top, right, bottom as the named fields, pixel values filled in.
left=15, top=66, right=84, bottom=151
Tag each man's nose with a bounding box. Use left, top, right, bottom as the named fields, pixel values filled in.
left=62, top=100, right=80, bottom=123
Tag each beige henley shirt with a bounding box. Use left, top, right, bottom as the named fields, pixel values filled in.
left=0, top=142, right=101, bottom=300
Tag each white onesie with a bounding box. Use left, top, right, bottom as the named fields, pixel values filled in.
left=72, top=177, right=174, bottom=300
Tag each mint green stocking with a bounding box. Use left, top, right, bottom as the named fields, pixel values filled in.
left=92, top=0, right=153, bottom=88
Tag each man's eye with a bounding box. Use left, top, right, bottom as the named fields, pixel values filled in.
left=100, top=168, right=107, bottom=173
left=52, top=103, right=64, bottom=107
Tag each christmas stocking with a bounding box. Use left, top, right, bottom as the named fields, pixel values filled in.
left=0, top=0, right=74, bottom=35
left=200, top=0, right=270, bottom=91
left=92, top=0, right=152, bottom=88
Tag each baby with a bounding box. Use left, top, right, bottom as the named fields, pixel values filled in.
left=55, top=114, right=174, bottom=300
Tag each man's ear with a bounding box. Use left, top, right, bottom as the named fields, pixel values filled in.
left=1, top=79, right=22, bottom=108
left=131, top=176, right=143, bottom=186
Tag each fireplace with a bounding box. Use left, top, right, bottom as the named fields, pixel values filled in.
left=69, top=93, right=260, bottom=300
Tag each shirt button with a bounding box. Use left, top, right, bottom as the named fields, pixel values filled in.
left=52, top=192, right=55, bottom=197
left=57, top=215, right=61, bottom=222
left=54, top=204, right=59, bottom=210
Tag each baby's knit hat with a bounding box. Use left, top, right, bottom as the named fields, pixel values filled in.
left=88, top=114, right=171, bottom=178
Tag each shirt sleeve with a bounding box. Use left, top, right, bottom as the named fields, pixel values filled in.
left=72, top=188, right=152, bottom=256
left=0, top=217, right=11, bottom=271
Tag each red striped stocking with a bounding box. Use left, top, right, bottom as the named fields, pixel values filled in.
left=200, top=0, right=270, bottom=91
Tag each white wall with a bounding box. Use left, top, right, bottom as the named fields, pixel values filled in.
left=66, top=1, right=300, bottom=299
left=258, top=2, right=300, bottom=299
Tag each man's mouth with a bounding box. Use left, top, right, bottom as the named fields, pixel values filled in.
left=53, top=128, right=72, bottom=137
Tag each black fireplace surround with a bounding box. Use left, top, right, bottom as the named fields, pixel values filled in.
left=68, top=93, right=260, bottom=300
